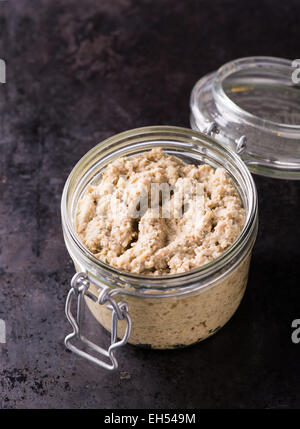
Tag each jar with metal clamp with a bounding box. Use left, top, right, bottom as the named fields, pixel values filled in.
left=61, top=126, right=258, bottom=370
left=61, top=56, right=300, bottom=370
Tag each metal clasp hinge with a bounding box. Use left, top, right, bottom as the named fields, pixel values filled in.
left=235, top=135, right=247, bottom=155
left=64, top=272, right=132, bottom=371
left=203, top=121, right=219, bottom=136
left=202, top=122, right=247, bottom=155
left=203, top=121, right=247, bottom=156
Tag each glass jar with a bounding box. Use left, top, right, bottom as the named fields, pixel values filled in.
left=61, top=126, right=258, bottom=370
left=190, top=56, right=300, bottom=180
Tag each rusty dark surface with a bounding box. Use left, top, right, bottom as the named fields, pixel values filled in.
left=0, top=0, right=300, bottom=409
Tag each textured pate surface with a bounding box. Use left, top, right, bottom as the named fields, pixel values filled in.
left=76, top=148, right=245, bottom=275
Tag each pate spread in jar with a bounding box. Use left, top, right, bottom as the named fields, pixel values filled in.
left=76, top=148, right=245, bottom=275
left=61, top=127, right=257, bottom=362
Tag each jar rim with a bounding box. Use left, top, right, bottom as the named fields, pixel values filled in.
left=61, top=126, right=258, bottom=290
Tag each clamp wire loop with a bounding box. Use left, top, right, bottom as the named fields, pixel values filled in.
left=64, top=272, right=132, bottom=370
left=203, top=121, right=219, bottom=136
left=98, top=286, right=128, bottom=320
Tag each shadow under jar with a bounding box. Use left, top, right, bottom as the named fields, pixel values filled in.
left=61, top=126, right=258, bottom=370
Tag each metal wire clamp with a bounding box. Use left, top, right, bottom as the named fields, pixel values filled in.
left=203, top=121, right=248, bottom=156
left=64, top=272, right=132, bottom=370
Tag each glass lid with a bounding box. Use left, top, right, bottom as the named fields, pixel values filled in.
left=190, top=56, right=300, bottom=180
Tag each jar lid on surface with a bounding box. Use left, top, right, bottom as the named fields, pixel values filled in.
left=190, top=56, right=300, bottom=180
